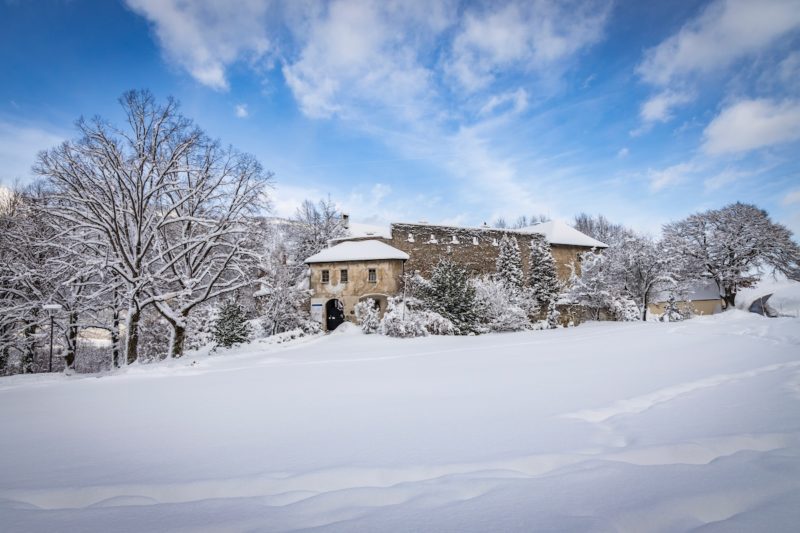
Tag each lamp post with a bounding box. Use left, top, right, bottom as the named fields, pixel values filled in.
left=42, top=304, right=62, bottom=372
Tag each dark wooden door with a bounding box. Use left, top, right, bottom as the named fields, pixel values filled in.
left=326, top=299, right=345, bottom=331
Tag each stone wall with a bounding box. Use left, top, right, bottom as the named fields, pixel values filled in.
left=385, top=223, right=586, bottom=281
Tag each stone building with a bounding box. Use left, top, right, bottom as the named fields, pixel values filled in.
left=305, top=240, right=409, bottom=331
left=306, top=219, right=607, bottom=330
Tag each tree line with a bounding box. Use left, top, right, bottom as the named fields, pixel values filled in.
left=2, top=90, right=798, bottom=375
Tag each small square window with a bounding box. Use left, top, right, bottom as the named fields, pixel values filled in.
left=340, top=269, right=348, bottom=283
left=368, top=268, right=377, bottom=283
left=321, top=270, right=330, bottom=283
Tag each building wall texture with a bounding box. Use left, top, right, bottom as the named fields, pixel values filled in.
left=385, top=223, right=587, bottom=281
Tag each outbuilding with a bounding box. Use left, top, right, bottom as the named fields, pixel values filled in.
left=305, top=240, right=409, bottom=330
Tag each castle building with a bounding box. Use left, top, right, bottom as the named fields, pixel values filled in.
left=305, top=220, right=607, bottom=331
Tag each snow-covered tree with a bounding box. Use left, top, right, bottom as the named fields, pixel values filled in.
left=528, top=235, right=560, bottom=308
left=472, top=276, right=531, bottom=332
left=546, top=301, right=561, bottom=328
left=212, top=302, right=251, bottom=348
left=354, top=298, right=381, bottom=334
left=662, top=203, right=800, bottom=309
left=495, top=235, right=523, bottom=289
left=420, top=259, right=479, bottom=335
left=659, top=294, right=688, bottom=322
left=610, top=234, right=671, bottom=320
left=289, top=198, right=348, bottom=263
left=566, top=250, right=615, bottom=320
left=35, top=90, right=270, bottom=362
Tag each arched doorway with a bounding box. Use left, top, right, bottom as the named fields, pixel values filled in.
left=325, top=299, right=345, bottom=331
left=359, top=294, right=388, bottom=317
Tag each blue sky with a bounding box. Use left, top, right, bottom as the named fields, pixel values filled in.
left=1, top=0, right=799, bottom=236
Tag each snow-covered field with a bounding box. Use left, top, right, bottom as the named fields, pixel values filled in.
left=2, top=313, right=800, bottom=532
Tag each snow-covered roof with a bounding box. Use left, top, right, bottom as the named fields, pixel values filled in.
left=305, top=240, right=409, bottom=264
left=518, top=220, right=608, bottom=248
left=330, top=222, right=392, bottom=242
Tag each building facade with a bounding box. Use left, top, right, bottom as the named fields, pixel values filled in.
left=306, top=220, right=608, bottom=330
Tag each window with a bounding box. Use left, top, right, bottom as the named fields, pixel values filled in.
left=368, top=268, right=377, bottom=283
left=340, top=269, right=348, bottom=283
left=321, top=269, right=330, bottom=283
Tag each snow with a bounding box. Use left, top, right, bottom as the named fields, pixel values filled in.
left=2, top=313, right=800, bottom=531
left=519, top=219, right=609, bottom=248
left=330, top=222, right=392, bottom=242
left=304, top=239, right=409, bottom=263
left=736, top=275, right=800, bottom=317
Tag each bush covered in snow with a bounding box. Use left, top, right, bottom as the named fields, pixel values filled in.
left=354, top=299, right=381, bottom=334
left=379, top=297, right=455, bottom=338
left=472, top=276, right=532, bottom=332
left=609, top=297, right=641, bottom=322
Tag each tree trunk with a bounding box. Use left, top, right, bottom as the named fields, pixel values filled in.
left=111, top=311, right=120, bottom=369
left=169, top=324, right=186, bottom=359
left=722, top=291, right=736, bottom=310
left=111, top=287, right=121, bottom=368
left=126, top=306, right=141, bottom=365
left=22, top=321, right=37, bottom=373
left=64, top=311, right=79, bottom=370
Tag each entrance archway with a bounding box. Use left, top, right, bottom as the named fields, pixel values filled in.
left=325, top=299, right=345, bottom=331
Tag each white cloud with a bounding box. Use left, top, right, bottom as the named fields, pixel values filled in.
left=124, top=0, right=273, bottom=91
left=0, top=121, right=64, bottom=185
left=782, top=188, right=800, bottom=205
left=638, top=0, right=800, bottom=87
left=281, top=0, right=450, bottom=120
left=648, top=161, right=699, bottom=192
left=639, top=90, right=693, bottom=123
left=702, top=98, right=800, bottom=155
left=446, top=0, right=610, bottom=92
left=617, top=147, right=629, bottom=158
left=235, top=104, right=249, bottom=118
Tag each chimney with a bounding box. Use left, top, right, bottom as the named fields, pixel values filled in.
left=341, top=213, right=350, bottom=229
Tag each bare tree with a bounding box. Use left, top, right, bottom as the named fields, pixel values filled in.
left=36, top=90, right=270, bottom=363
left=573, top=213, right=626, bottom=246
left=289, top=197, right=347, bottom=263
left=662, top=203, right=800, bottom=309
left=148, top=147, right=270, bottom=358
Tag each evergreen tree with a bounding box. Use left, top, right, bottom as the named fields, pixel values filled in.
left=529, top=235, right=560, bottom=307
left=422, top=258, right=479, bottom=335
left=496, top=235, right=524, bottom=288
left=212, top=303, right=252, bottom=348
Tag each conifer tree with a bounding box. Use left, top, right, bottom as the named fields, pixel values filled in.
left=212, top=303, right=252, bottom=348
left=422, top=258, right=479, bottom=335
left=496, top=235, right=524, bottom=288
left=529, top=235, right=560, bottom=307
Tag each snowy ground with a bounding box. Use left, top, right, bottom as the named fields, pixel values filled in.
left=2, top=312, right=800, bottom=532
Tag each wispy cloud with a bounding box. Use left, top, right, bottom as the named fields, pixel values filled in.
left=781, top=188, right=800, bottom=206
left=124, top=0, right=273, bottom=91
left=635, top=0, right=800, bottom=128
